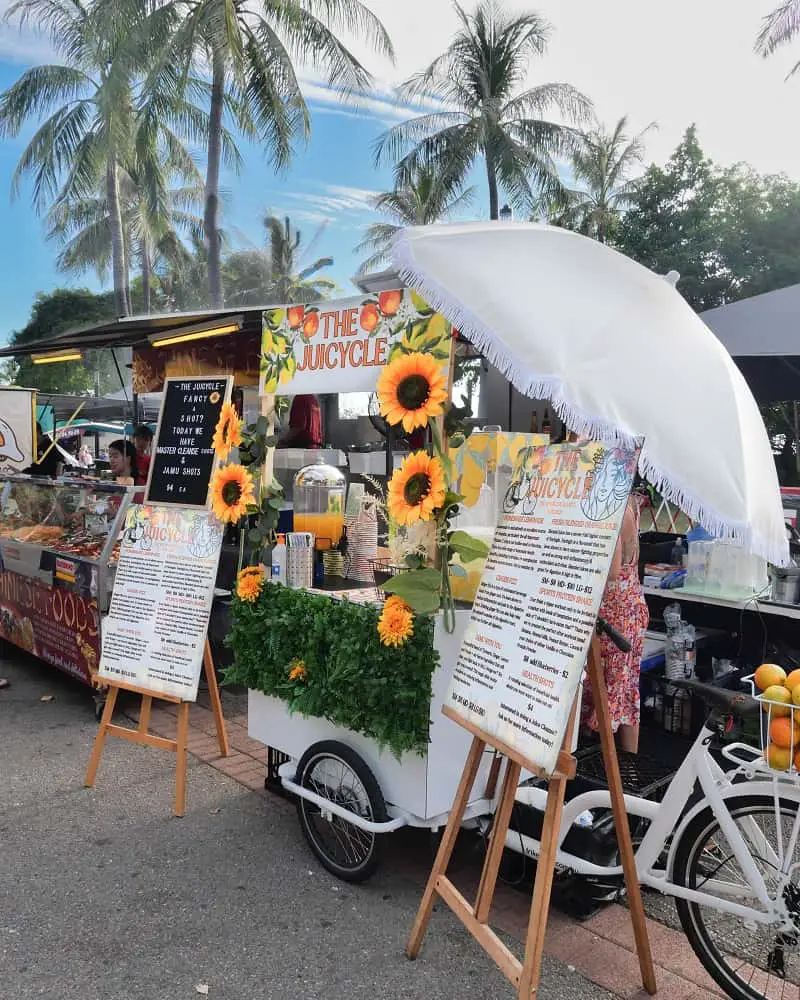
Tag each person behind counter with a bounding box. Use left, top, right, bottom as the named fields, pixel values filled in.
left=581, top=460, right=649, bottom=754
left=133, top=424, right=153, bottom=484
left=22, top=423, right=63, bottom=478
left=280, top=394, right=322, bottom=448
left=108, top=439, right=138, bottom=483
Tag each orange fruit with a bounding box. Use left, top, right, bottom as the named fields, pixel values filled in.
left=786, top=669, right=800, bottom=692
left=287, top=305, right=305, bottom=329
left=755, top=663, right=787, bottom=691
left=766, top=743, right=792, bottom=771
left=302, top=313, right=320, bottom=338
left=794, top=749, right=800, bottom=772
left=792, top=686, right=800, bottom=708
left=769, top=716, right=800, bottom=749
left=761, top=685, right=793, bottom=717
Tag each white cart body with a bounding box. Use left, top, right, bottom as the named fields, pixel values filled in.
left=248, top=609, right=499, bottom=828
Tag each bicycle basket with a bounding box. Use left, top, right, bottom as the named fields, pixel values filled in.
left=743, top=672, right=800, bottom=779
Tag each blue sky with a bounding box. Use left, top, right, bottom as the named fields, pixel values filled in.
left=0, top=0, right=797, bottom=345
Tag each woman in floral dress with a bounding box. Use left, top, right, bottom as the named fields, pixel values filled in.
left=582, top=494, right=649, bottom=753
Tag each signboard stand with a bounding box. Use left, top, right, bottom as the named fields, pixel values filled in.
left=85, top=638, right=229, bottom=817
left=407, top=638, right=655, bottom=998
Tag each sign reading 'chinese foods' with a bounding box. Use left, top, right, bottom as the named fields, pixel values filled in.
left=446, top=441, right=640, bottom=775
left=98, top=505, right=223, bottom=700
left=145, top=376, right=232, bottom=508
left=259, top=289, right=452, bottom=395
left=0, top=567, right=100, bottom=683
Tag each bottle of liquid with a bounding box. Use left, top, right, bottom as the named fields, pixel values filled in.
left=542, top=407, right=552, bottom=436
left=530, top=411, right=539, bottom=434
left=271, top=533, right=287, bottom=585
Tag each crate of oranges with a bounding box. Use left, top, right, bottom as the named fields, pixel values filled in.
left=748, top=663, right=800, bottom=772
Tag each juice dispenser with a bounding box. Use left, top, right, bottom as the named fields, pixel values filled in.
left=293, top=460, right=346, bottom=550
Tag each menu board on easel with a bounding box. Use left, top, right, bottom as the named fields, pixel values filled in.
left=445, top=440, right=640, bottom=775
left=97, top=504, right=224, bottom=701
left=145, top=376, right=232, bottom=508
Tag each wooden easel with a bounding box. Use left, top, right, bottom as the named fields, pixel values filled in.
left=407, top=637, right=657, bottom=999
left=84, top=639, right=229, bottom=817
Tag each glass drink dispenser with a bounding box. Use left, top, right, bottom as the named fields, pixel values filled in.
left=293, top=460, right=346, bottom=550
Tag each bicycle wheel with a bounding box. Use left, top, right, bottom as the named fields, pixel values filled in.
left=673, top=793, right=800, bottom=1000
left=294, top=740, right=387, bottom=883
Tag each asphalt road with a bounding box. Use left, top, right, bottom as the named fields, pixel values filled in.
left=0, top=645, right=616, bottom=1000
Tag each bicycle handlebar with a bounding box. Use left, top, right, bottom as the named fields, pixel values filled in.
left=595, top=616, right=632, bottom=654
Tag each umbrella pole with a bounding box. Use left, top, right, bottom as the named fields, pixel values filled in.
left=507, top=382, right=513, bottom=431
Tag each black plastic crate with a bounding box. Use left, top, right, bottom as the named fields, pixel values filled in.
left=640, top=670, right=707, bottom=738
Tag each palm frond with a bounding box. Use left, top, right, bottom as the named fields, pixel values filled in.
left=756, top=0, right=800, bottom=57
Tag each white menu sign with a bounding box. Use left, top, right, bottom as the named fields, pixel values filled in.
left=446, top=441, right=639, bottom=775
left=98, top=505, right=224, bottom=700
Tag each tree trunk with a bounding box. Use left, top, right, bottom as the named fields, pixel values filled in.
left=141, top=245, right=151, bottom=314
left=485, top=151, right=499, bottom=221
left=204, top=48, right=225, bottom=307
left=106, top=156, right=129, bottom=316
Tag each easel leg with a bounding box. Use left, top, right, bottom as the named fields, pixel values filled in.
left=407, top=735, right=485, bottom=959
left=174, top=701, right=190, bottom=818
left=203, top=639, right=229, bottom=757
left=588, top=639, right=657, bottom=995
left=84, top=685, right=119, bottom=788
left=139, top=695, right=152, bottom=734
left=518, top=704, right=578, bottom=1000
left=475, top=759, right=522, bottom=923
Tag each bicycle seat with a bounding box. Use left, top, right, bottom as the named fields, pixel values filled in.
left=671, top=679, right=760, bottom=719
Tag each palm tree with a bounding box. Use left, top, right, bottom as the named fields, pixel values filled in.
left=0, top=0, right=191, bottom=315
left=355, top=164, right=475, bottom=273
left=47, top=174, right=204, bottom=313
left=143, top=0, right=393, bottom=307
left=756, top=1, right=800, bottom=76
left=263, top=214, right=335, bottom=303
left=554, top=116, right=655, bottom=244
left=375, top=0, right=592, bottom=221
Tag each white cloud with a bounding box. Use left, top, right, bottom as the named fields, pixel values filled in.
left=277, top=182, right=381, bottom=217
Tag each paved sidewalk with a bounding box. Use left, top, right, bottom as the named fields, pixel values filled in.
left=140, top=687, right=724, bottom=1000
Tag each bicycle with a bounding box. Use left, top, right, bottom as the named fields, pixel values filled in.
left=506, top=674, right=800, bottom=1000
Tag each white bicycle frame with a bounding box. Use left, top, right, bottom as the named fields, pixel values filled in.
left=507, top=721, right=800, bottom=930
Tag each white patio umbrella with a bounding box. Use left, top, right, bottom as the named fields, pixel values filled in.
left=391, top=221, right=789, bottom=567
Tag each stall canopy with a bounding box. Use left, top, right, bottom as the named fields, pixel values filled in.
left=699, top=283, right=800, bottom=403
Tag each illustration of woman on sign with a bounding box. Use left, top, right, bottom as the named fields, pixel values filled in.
left=581, top=446, right=637, bottom=522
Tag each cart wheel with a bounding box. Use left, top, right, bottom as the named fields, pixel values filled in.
left=294, top=740, right=387, bottom=883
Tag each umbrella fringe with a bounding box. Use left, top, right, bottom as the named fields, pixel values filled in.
left=393, top=240, right=789, bottom=568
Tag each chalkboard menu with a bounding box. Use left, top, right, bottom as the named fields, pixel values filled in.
left=145, top=376, right=232, bottom=508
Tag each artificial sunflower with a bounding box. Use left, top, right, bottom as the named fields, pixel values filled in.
left=383, top=595, right=412, bottom=614
left=212, top=402, right=242, bottom=459
left=288, top=659, right=307, bottom=681
left=209, top=463, right=255, bottom=523
left=377, top=602, right=414, bottom=648
left=377, top=352, right=448, bottom=432
left=236, top=566, right=264, bottom=602
left=388, top=451, right=446, bottom=526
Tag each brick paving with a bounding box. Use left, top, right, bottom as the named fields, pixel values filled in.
left=129, top=688, right=724, bottom=1000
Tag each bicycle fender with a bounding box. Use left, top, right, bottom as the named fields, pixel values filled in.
left=665, top=780, right=800, bottom=879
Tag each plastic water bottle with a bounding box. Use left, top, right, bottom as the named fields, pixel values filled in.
left=271, top=533, right=287, bottom=585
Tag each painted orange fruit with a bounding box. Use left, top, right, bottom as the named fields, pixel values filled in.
left=302, top=313, right=320, bottom=338
left=378, top=290, right=402, bottom=316
left=287, top=305, right=305, bottom=329
left=360, top=303, right=379, bottom=332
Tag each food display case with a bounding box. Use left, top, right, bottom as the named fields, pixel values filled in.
left=0, top=475, right=134, bottom=686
